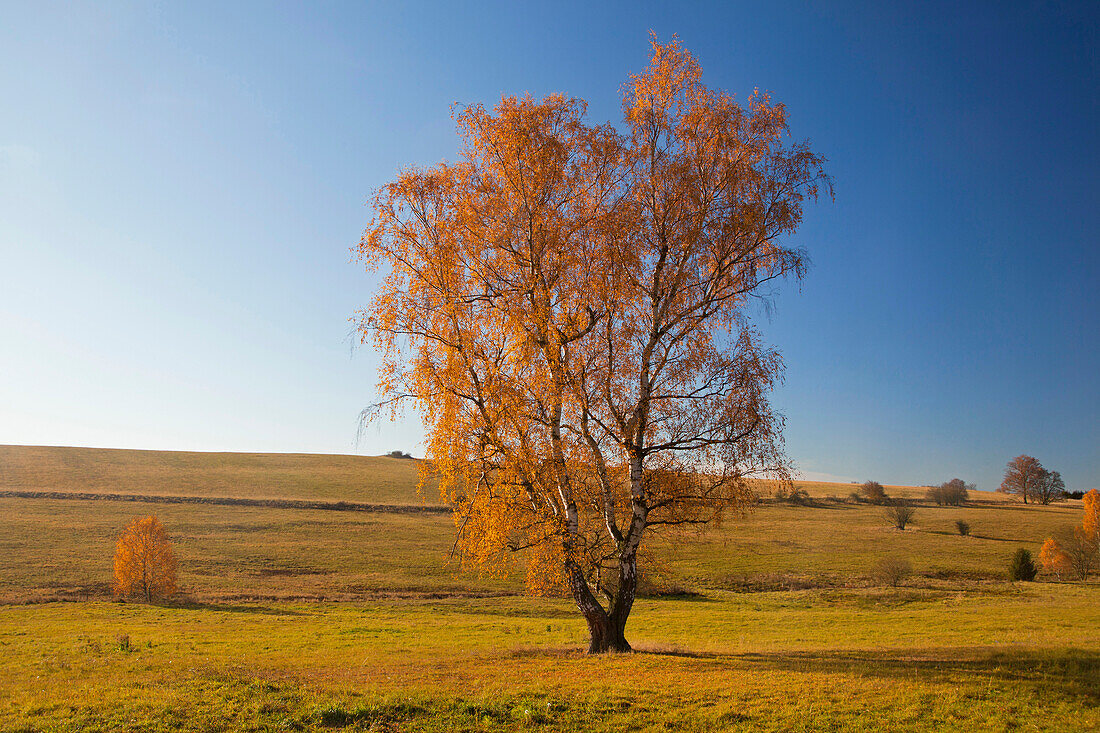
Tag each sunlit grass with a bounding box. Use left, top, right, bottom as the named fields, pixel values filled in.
left=1, top=591, right=1097, bottom=731
left=0, top=446, right=1095, bottom=730
left=0, top=490, right=1083, bottom=604
left=0, top=445, right=437, bottom=504
left=0, top=497, right=509, bottom=603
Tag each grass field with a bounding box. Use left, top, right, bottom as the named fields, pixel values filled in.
left=0, top=445, right=1096, bottom=731
left=0, top=445, right=439, bottom=505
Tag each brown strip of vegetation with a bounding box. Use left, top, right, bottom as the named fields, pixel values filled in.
left=0, top=489, right=450, bottom=514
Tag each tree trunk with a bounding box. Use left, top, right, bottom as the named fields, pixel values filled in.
left=584, top=610, right=631, bottom=654
left=563, top=449, right=646, bottom=654
left=575, top=553, right=640, bottom=654
left=606, top=549, right=638, bottom=652
left=584, top=596, right=632, bottom=654
left=565, top=559, right=632, bottom=653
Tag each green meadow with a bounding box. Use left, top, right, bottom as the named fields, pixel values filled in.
left=0, top=446, right=1096, bottom=731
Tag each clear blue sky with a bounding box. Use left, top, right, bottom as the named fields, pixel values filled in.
left=1, top=1, right=1096, bottom=491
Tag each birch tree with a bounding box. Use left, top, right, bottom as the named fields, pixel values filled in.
left=356, top=37, right=829, bottom=652
left=113, top=515, right=178, bottom=602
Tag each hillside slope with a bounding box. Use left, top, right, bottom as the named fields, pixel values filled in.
left=0, top=445, right=440, bottom=505
left=0, top=445, right=955, bottom=504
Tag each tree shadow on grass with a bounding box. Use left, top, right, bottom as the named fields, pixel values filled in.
left=430, top=603, right=581, bottom=620
left=766, top=500, right=856, bottom=511
left=920, top=528, right=1037, bottom=543
left=969, top=533, right=1036, bottom=543
left=636, top=646, right=1100, bottom=702
left=165, top=599, right=313, bottom=616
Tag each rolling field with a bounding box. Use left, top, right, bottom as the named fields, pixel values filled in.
left=0, top=445, right=440, bottom=505
left=0, top=446, right=1096, bottom=731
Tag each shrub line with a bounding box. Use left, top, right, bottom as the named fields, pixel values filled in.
left=0, top=489, right=450, bottom=514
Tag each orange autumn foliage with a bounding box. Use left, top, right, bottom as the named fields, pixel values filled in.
left=356, top=36, right=829, bottom=652
left=113, top=515, right=178, bottom=601
left=1083, top=488, right=1099, bottom=540
left=1039, top=537, right=1072, bottom=577
left=1039, top=489, right=1100, bottom=580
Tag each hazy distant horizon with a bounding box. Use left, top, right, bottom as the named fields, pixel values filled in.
left=1, top=441, right=1091, bottom=494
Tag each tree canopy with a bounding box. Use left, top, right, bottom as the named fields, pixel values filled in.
left=113, top=515, right=178, bottom=602
left=1039, top=490, right=1099, bottom=580
left=356, top=37, right=829, bottom=652
left=999, top=455, right=1064, bottom=505
left=926, top=478, right=972, bottom=506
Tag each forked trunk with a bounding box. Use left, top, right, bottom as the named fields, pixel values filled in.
left=564, top=449, right=646, bottom=654
left=566, top=553, right=637, bottom=654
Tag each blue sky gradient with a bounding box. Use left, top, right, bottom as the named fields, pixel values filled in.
left=1, top=1, right=1096, bottom=490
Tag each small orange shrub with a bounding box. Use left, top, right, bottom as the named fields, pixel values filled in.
left=1039, top=537, right=1071, bottom=578
left=113, top=515, right=178, bottom=601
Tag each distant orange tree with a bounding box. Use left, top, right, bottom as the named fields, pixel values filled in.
left=1039, top=537, right=1072, bottom=579
left=356, top=37, right=829, bottom=652
left=113, top=515, right=178, bottom=601
left=1039, top=489, right=1099, bottom=580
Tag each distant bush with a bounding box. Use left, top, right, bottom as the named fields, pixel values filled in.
left=1008, top=548, right=1038, bottom=581
left=386, top=450, right=415, bottom=459
left=884, top=499, right=916, bottom=530
left=774, top=485, right=812, bottom=506
left=955, top=520, right=970, bottom=536
left=860, top=481, right=888, bottom=505
left=926, top=479, right=972, bottom=506
left=873, top=557, right=912, bottom=587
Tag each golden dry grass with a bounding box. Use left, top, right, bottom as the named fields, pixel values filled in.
left=0, top=445, right=438, bottom=504
left=0, top=445, right=1095, bottom=731
left=1, top=591, right=1097, bottom=731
